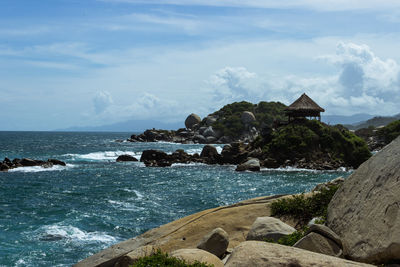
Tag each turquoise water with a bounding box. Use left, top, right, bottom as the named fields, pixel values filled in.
left=0, top=132, right=348, bottom=266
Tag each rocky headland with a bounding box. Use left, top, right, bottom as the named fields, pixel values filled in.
left=77, top=136, right=400, bottom=266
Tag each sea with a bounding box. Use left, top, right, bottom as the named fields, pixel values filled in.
left=0, top=131, right=349, bottom=267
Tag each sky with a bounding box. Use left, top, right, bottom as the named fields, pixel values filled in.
left=1, top=0, right=400, bottom=130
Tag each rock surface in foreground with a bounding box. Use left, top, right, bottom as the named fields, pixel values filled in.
left=327, top=136, right=400, bottom=264
left=225, top=241, right=374, bottom=267
left=196, top=227, right=229, bottom=258
left=171, top=249, right=224, bottom=267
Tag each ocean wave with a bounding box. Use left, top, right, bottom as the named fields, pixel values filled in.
left=170, top=162, right=207, bottom=167
left=64, top=151, right=141, bottom=161
left=108, top=200, right=145, bottom=211
left=122, top=189, right=144, bottom=200
left=39, top=224, right=116, bottom=243
left=8, top=164, right=75, bottom=173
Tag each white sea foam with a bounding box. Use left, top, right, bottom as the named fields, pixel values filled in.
left=108, top=200, right=145, bottom=211
left=65, top=151, right=141, bottom=161
left=41, top=224, right=116, bottom=243
left=8, top=164, right=75, bottom=173
left=171, top=162, right=207, bottom=167
left=260, top=166, right=321, bottom=173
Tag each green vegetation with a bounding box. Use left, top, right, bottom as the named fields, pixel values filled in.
left=270, top=185, right=339, bottom=225
left=131, top=250, right=213, bottom=267
left=377, top=120, right=400, bottom=144
left=265, top=227, right=309, bottom=246
left=258, top=119, right=371, bottom=168
left=206, top=101, right=286, bottom=138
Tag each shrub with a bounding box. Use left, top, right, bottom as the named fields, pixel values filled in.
left=132, top=250, right=213, bottom=267
left=270, top=185, right=339, bottom=225
left=377, top=120, right=400, bottom=144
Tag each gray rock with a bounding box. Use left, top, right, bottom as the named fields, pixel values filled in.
left=193, top=134, right=206, bottom=144
left=206, top=136, right=217, bottom=143
left=0, top=163, right=10, bottom=171
left=203, top=126, right=216, bottom=138
left=235, top=158, right=260, bottom=172
left=198, top=127, right=207, bottom=135
left=197, top=227, right=229, bottom=258
left=312, top=176, right=345, bottom=192
left=225, top=241, right=374, bottom=267
left=327, top=136, right=400, bottom=264
left=241, top=111, right=256, bottom=125
left=185, top=113, right=201, bottom=129
left=48, top=159, right=67, bottom=166
left=294, top=232, right=343, bottom=257
left=171, top=249, right=224, bottom=267
left=307, top=224, right=343, bottom=248
left=246, top=216, right=295, bottom=242
left=20, top=158, right=38, bottom=166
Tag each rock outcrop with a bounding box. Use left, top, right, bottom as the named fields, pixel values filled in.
left=0, top=157, right=66, bottom=171
left=327, top=136, right=400, bottom=264
left=241, top=111, right=256, bottom=125
left=196, top=227, right=229, bottom=258
left=225, top=241, right=374, bottom=267
left=246, top=216, right=296, bottom=242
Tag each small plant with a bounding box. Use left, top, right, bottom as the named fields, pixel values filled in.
left=265, top=227, right=309, bottom=247
left=270, top=185, right=339, bottom=225
left=132, top=250, right=213, bottom=267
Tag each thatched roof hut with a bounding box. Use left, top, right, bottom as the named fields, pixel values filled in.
left=285, top=93, right=325, bottom=122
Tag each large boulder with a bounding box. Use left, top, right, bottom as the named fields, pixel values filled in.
left=185, top=113, right=201, bottom=129
left=294, top=232, right=343, bottom=257
left=140, top=150, right=169, bottom=162
left=200, top=145, right=221, bottom=163
left=48, top=159, right=67, bottom=166
left=225, top=241, right=374, bottom=267
left=246, top=216, right=295, bottom=242
left=235, top=158, right=260, bottom=172
left=241, top=111, right=256, bottom=125
left=197, top=227, right=229, bottom=258
left=327, top=136, right=400, bottom=264
left=171, top=249, right=224, bottom=267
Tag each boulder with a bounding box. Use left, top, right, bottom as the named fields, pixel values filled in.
left=221, top=142, right=248, bottom=164
left=241, top=111, right=256, bottom=125
left=140, top=150, right=169, bottom=162
left=225, top=241, right=374, bottom=267
left=193, top=134, right=206, bottom=144
left=327, top=136, right=400, bottom=264
left=203, top=126, right=216, bottom=138
left=48, top=159, right=67, bottom=166
left=235, top=158, right=260, bottom=172
left=20, top=158, right=38, bottom=166
left=171, top=249, right=224, bottom=267
left=185, top=113, right=201, bottom=129
left=197, top=227, right=229, bottom=258
left=206, top=136, right=217, bottom=143
left=312, top=176, right=344, bottom=192
left=200, top=145, right=220, bottom=163
left=114, top=245, right=155, bottom=267
left=246, top=216, right=296, bottom=242
left=294, top=232, right=343, bottom=257
left=262, top=158, right=280, bottom=168
left=116, top=155, right=138, bottom=162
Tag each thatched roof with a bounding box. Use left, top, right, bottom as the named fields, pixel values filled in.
left=285, top=93, right=325, bottom=112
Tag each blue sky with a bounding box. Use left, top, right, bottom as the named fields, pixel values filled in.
left=1, top=0, right=400, bottom=130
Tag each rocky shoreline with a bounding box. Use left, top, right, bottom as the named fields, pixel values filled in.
left=117, top=142, right=347, bottom=171
left=0, top=157, right=66, bottom=171
left=76, top=136, right=400, bottom=266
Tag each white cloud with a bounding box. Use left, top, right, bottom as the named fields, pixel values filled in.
left=93, top=91, right=113, bottom=114
left=100, top=0, right=400, bottom=11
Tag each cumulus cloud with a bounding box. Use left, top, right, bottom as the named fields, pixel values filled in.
left=93, top=91, right=113, bottom=114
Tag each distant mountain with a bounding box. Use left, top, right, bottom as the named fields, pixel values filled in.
left=322, top=113, right=375, bottom=125
left=56, top=119, right=183, bottom=132
left=345, top=114, right=400, bottom=130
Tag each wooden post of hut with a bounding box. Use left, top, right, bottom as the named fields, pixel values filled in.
left=285, top=93, right=325, bottom=122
